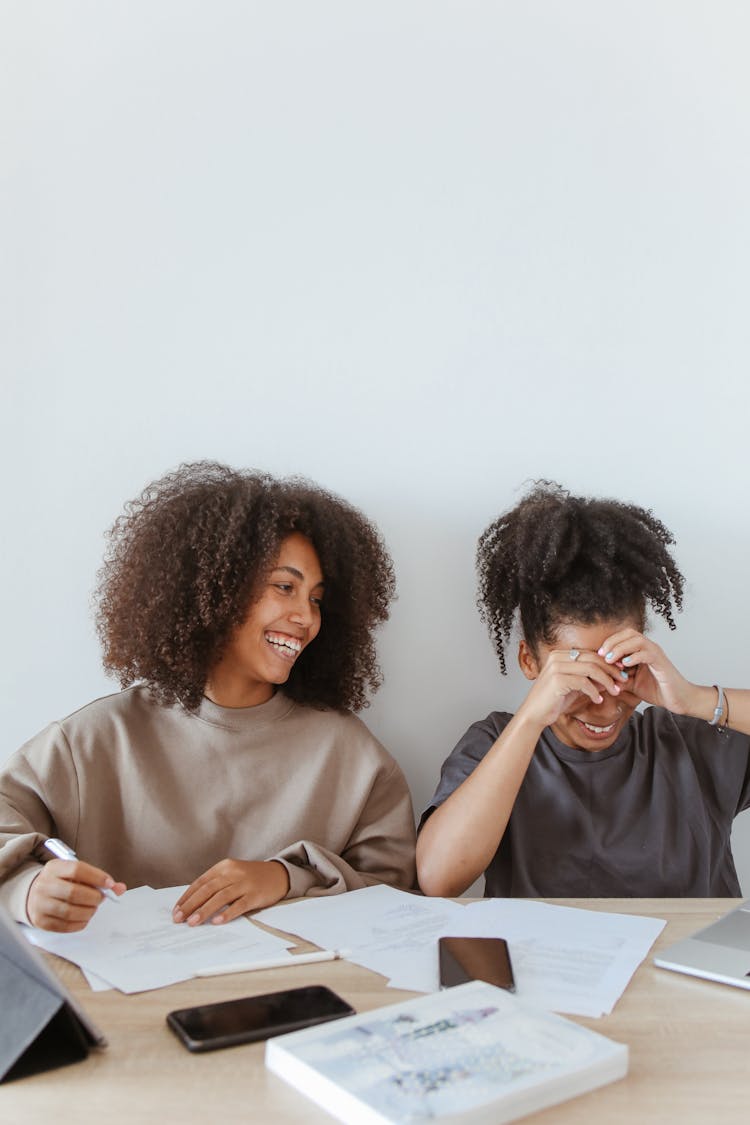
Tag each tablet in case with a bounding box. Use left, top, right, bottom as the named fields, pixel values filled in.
left=0, top=902, right=106, bottom=1082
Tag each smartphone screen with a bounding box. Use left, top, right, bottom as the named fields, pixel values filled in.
left=438, top=936, right=515, bottom=991
left=167, top=985, right=355, bottom=1052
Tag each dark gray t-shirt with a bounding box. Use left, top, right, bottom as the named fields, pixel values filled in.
left=421, top=707, right=750, bottom=897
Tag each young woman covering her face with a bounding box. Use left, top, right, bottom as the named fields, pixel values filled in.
left=0, top=462, right=416, bottom=932
left=417, top=482, right=750, bottom=899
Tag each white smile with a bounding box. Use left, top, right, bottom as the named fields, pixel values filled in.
left=265, top=632, right=303, bottom=660
left=578, top=720, right=617, bottom=735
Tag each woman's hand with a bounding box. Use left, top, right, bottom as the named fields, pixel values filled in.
left=517, top=647, right=628, bottom=731
left=172, top=859, right=290, bottom=926
left=596, top=627, right=693, bottom=713
left=26, top=859, right=126, bottom=932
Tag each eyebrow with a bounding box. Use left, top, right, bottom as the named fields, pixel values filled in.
left=271, top=565, right=325, bottom=588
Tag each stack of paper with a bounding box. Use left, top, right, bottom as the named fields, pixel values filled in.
left=22, top=882, right=665, bottom=1013
left=24, top=885, right=294, bottom=993
left=255, top=885, right=665, bottom=1017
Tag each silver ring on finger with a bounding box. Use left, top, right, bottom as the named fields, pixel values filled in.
left=569, top=648, right=580, bottom=661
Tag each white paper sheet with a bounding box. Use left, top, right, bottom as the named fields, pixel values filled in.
left=256, top=884, right=467, bottom=993
left=448, top=899, right=666, bottom=1016
left=81, top=967, right=113, bottom=991
left=24, top=884, right=294, bottom=993
left=255, top=887, right=665, bottom=1016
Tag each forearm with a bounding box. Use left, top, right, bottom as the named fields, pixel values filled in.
left=0, top=785, right=56, bottom=922
left=417, top=710, right=541, bottom=897
left=1, top=731, right=79, bottom=911
left=0, top=860, right=44, bottom=923
left=682, top=685, right=750, bottom=737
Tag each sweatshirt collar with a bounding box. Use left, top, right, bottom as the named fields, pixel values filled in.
left=196, top=689, right=295, bottom=731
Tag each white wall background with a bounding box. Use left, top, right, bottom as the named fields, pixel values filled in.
left=2, top=2, right=749, bottom=889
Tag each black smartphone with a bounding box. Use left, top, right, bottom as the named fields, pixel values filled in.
left=438, top=936, right=515, bottom=992
left=166, top=985, right=355, bottom=1053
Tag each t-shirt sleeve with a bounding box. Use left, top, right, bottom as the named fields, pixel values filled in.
left=418, top=712, right=511, bottom=832
left=669, top=711, right=750, bottom=816
left=724, top=729, right=750, bottom=815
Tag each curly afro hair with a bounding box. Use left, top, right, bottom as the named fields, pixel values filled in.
left=95, top=461, right=395, bottom=711
left=476, top=481, right=685, bottom=673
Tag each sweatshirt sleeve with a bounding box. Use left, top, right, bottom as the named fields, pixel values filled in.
left=0, top=724, right=81, bottom=921
left=269, top=758, right=417, bottom=898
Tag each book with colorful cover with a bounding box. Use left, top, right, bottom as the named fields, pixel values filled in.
left=265, top=980, right=627, bottom=1124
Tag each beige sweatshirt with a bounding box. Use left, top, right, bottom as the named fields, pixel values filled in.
left=0, top=686, right=417, bottom=921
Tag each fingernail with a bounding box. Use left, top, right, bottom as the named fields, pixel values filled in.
left=612, top=684, right=621, bottom=693
left=597, top=647, right=606, bottom=657
left=622, top=656, right=632, bottom=665
left=211, top=915, right=224, bottom=925
left=605, top=651, right=615, bottom=663
left=187, top=912, right=200, bottom=926
left=173, top=909, right=183, bottom=922
left=596, top=694, right=603, bottom=703
left=620, top=670, right=629, bottom=680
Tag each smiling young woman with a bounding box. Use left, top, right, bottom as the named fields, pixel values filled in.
left=417, top=482, right=750, bottom=900
left=0, top=462, right=416, bottom=932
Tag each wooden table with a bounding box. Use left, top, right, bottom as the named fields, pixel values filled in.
left=2, top=900, right=749, bottom=1124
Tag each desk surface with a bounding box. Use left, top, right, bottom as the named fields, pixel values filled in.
left=3, top=899, right=749, bottom=1124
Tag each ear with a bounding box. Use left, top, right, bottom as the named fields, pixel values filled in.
left=518, top=639, right=540, bottom=681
